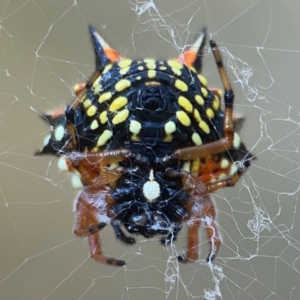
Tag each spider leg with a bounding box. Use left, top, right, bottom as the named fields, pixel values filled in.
left=178, top=219, right=201, bottom=262
left=74, top=190, right=125, bottom=266
left=201, top=194, right=221, bottom=262
left=178, top=194, right=221, bottom=263
left=111, top=219, right=136, bottom=245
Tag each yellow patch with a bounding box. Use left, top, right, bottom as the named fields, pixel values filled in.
left=197, top=74, right=208, bottom=87
left=193, top=109, right=201, bottom=122
left=83, top=98, right=92, bottom=109
left=90, top=120, right=99, bottom=130
left=163, top=135, right=173, bottom=142
left=99, top=92, right=112, bottom=103
left=144, top=58, right=156, bottom=70
left=119, top=66, right=130, bottom=75
left=99, top=111, right=108, bottom=124
left=103, top=64, right=112, bottom=74
left=212, top=96, right=220, bottom=111
left=182, top=161, right=191, bottom=172
left=164, top=121, right=176, bottom=135
left=92, top=77, right=101, bottom=88
left=131, top=135, right=140, bottom=142
left=191, top=159, right=200, bottom=174
left=176, top=110, right=191, bottom=127
left=167, top=60, right=183, bottom=70
left=201, top=87, right=208, bottom=98
left=93, top=84, right=102, bottom=95
left=112, top=109, right=129, bottom=125
left=87, top=105, right=97, bottom=117
left=97, top=130, right=113, bottom=146
left=199, top=120, right=210, bottom=134
left=206, top=108, right=215, bottom=119
left=220, top=158, right=229, bottom=169
left=115, top=79, right=131, bottom=92
left=192, top=132, right=202, bottom=145
left=175, top=79, right=188, bottom=92
left=195, top=95, right=204, bottom=106
left=159, top=66, right=167, bottom=71
left=129, top=120, right=142, bottom=134
left=148, top=70, right=156, bottom=79
left=138, top=66, right=144, bottom=71
left=178, top=96, right=193, bottom=113
left=110, top=96, right=128, bottom=111
left=118, top=59, right=132, bottom=68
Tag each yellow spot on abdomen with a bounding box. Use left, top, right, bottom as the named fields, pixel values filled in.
left=99, top=92, right=112, bottom=103
left=112, top=109, right=129, bottom=125
left=90, top=120, right=99, bottom=130
left=192, top=132, right=202, bottom=145
left=118, top=59, right=132, bottom=68
left=144, top=58, right=156, bottom=70
left=129, top=120, right=142, bottom=134
left=87, top=105, right=97, bottom=117
left=115, top=79, right=131, bottom=92
left=83, top=98, right=92, bottom=109
left=206, top=108, right=215, bottom=119
left=178, top=96, right=193, bottom=113
left=201, top=87, right=208, bottom=98
left=110, top=96, right=128, bottom=111
left=97, top=130, right=113, bottom=146
left=148, top=70, right=156, bottom=78
left=164, top=121, right=176, bottom=135
left=212, top=96, right=220, bottom=111
left=198, top=74, right=208, bottom=87
left=99, top=111, right=107, bottom=124
left=119, top=66, right=130, bottom=75
left=176, top=110, right=191, bottom=127
left=175, top=79, right=188, bottom=92
left=199, top=120, right=210, bottom=134
left=195, top=95, right=204, bottom=106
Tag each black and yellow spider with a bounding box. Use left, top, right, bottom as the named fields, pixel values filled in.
left=37, top=26, right=251, bottom=266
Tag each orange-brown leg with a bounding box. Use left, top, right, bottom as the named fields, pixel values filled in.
left=178, top=219, right=201, bottom=262
left=178, top=194, right=221, bottom=263
left=205, top=172, right=241, bottom=194
left=201, top=194, right=222, bottom=262
left=74, top=191, right=125, bottom=266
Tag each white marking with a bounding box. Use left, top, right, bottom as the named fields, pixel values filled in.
left=230, top=163, right=238, bottom=176
left=43, top=134, right=51, bottom=146
left=143, top=169, right=160, bottom=203
left=57, top=157, right=68, bottom=171
left=129, top=120, right=142, bottom=134
left=54, top=125, right=64, bottom=141
left=183, top=161, right=191, bottom=172
left=233, top=132, right=241, bottom=149
left=71, top=172, right=83, bottom=188
left=220, top=158, right=229, bottom=169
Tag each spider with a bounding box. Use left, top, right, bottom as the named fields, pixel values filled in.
left=36, top=26, right=251, bottom=266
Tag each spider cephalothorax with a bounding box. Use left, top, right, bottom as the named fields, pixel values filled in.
left=37, top=26, right=251, bottom=266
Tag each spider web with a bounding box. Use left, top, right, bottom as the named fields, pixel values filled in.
left=1, top=0, right=300, bottom=299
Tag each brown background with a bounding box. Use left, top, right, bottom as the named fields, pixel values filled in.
left=1, top=0, right=300, bottom=299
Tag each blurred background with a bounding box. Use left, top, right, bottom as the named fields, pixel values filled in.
left=1, top=0, right=300, bottom=299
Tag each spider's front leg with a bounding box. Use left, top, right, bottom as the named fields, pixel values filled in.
left=74, top=187, right=126, bottom=266
left=70, top=149, right=134, bottom=266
